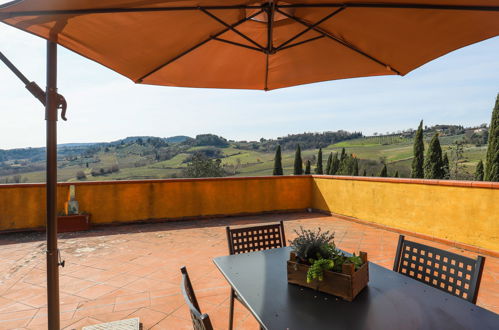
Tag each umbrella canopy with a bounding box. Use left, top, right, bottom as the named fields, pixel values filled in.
left=1, top=0, right=498, bottom=90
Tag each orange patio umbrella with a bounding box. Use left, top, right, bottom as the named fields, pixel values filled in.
left=1, top=0, right=499, bottom=90
left=1, top=0, right=498, bottom=328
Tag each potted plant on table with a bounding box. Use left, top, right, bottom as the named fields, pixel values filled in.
left=287, top=227, right=369, bottom=301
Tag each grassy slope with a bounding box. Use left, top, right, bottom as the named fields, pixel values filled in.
left=1, top=134, right=487, bottom=182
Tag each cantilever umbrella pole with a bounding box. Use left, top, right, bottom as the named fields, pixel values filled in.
left=45, top=40, right=60, bottom=330
left=0, top=41, right=64, bottom=329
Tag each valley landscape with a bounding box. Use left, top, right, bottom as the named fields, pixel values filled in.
left=0, top=124, right=489, bottom=183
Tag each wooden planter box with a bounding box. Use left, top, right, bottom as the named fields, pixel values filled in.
left=287, top=251, right=369, bottom=301
left=57, top=214, right=90, bottom=233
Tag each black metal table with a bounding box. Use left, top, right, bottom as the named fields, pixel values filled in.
left=213, top=247, right=499, bottom=330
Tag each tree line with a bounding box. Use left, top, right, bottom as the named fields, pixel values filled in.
left=271, top=93, right=499, bottom=182
left=258, top=131, right=362, bottom=152
left=410, top=93, right=498, bottom=182
left=273, top=145, right=363, bottom=177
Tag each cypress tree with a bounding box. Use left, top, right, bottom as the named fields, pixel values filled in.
left=363, top=169, right=367, bottom=176
left=315, top=148, right=323, bottom=174
left=475, top=160, right=484, bottom=181
left=273, top=145, right=283, bottom=176
left=485, top=94, right=499, bottom=181
left=305, top=160, right=311, bottom=174
left=442, top=152, right=450, bottom=179
left=340, top=148, right=347, bottom=161
left=338, top=154, right=356, bottom=176
left=353, top=157, right=359, bottom=176
left=330, top=153, right=340, bottom=175
left=294, top=144, right=303, bottom=175
left=325, top=153, right=333, bottom=175
left=379, top=164, right=388, bottom=177
left=394, top=170, right=399, bottom=178
left=337, top=154, right=347, bottom=175
left=411, top=120, right=425, bottom=178
left=424, top=133, right=444, bottom=179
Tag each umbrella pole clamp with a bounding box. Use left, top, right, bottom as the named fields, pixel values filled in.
left=45, top=87, right=68, bottom=121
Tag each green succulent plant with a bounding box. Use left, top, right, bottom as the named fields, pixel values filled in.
left=307, top=258, right=334, bottom=283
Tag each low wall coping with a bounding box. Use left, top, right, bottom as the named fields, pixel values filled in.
left=0, top=175, right=497, bottom=189
left=312, top=175, right=499, bottom=189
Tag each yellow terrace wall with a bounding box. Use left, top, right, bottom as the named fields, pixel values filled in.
left=312, top=176, right=499, bottom=252
left=0, top=176, right=497, bottom=252
left=0, top=176, right=311, bottom=231
left=0, top=183, right=69, bottom=230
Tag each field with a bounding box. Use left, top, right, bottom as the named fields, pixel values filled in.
left=1, top=133, right=487, bottom=183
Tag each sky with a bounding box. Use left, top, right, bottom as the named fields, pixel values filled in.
left=0, top=14, right=498, bottom=149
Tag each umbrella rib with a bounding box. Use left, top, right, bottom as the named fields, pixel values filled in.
left=0, top=5, right=264, bottom=18
left=278, top=3, right=499, bottom=12
left=275, top=6, right=346, bottom=51
left=275, top=8, right=401, bottom=75
left=136, top=10, right=264, bottom=83
left=213, top=37, right=265, bottom=53
left=200, top=8, right=265, bottom=51
left=264, top=53, right=269, bottom=91
left=266, top=1, right=276, bottom=54
left=264, top=1, right=276, bottom=90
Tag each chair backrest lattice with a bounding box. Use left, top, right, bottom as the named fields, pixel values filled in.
left=180, top=266, right=213, bottom=330
left=226, top=221, right=286, bottom=255
left=393, top=235, right=485, bottom=304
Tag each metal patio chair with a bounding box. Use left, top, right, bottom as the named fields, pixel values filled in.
left=225, top=221, right=286, bottom=330
left=393, top=235, right=485, bottom=304
left=180, top=266, right=213, bottom=330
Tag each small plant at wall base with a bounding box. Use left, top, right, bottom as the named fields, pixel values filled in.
left=58, top=210, right=91, bottom=233
left=287, top=227, right=369, bottom=301
left=57, top=185, right=91, bottom=233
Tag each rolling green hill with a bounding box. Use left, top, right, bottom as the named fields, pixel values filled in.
left=0, top=131, right=487, bottom=183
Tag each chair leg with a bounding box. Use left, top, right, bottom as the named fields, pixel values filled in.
left=228, top=288, right=235, bottom=330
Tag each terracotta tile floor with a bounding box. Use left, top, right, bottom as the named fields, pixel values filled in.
left=0, top=212, right=497, bottom=329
